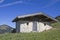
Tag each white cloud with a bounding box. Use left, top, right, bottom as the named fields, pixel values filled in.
left=0, top=0, right=60, bottom=8
left=0, top=0, right=23, bottom=7
left=0, top=0, right=4, bottom=3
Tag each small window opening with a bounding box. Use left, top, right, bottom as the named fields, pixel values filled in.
left=44, top=23, right=46, bottom=26
left=27, top=22, right=29, bottom=25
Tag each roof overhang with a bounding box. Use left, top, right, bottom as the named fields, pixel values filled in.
left=12, top=12, right=58, bottom=22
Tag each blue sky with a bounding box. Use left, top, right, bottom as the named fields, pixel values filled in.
left=0, top=0, right=60, bottom=28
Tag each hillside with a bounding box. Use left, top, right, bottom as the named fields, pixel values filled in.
left=0, top=24, right=13, bottom=34
left=0, top=28, right=60, bottom=40
left=55, top=16, right=60, bottom=21
left=51, top=22, right=60, bottom=28
left=0, top=22, right=60, bottom=40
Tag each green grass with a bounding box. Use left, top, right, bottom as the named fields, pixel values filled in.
left=51, top=22, right=60, bottom=28
left=0, top=28, right=60, bottom=40
left=0, top=22, right=60, bottom=40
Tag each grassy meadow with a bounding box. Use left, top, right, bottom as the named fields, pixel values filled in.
left=0, top=22, right=60, bottom=40
left=0, top=28, right=60, bottom=40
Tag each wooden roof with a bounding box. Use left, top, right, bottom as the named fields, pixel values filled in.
left=12, top=12, right=58, bottom=22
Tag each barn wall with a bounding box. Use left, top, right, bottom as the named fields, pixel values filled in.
left=20, top=22, right=33, bottom=33
left=16, top=20, right=33, bottom=33
left=16, top=21, right=20, bottom=33
left=37, top=22, right=45, bottom=32
left=16, top=20, right=52, bottom=33
left=37, top=22, right=52, bottom=32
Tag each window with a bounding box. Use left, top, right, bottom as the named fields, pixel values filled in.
left=27, top=22, right=29, bottom=25
left=44, top=23, right=46, bottom=26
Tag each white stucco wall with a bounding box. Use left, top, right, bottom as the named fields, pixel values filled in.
left=20, top=22, right=33, bottom=33
left=16, top=20, right=33, bottom=33
left=37, top=22, right=52, bottom=32
left=37, top=22, right=45, bottom=32
left=45, top=24, right=52, bottom=30
left=16, top=20, right=52, bottom=33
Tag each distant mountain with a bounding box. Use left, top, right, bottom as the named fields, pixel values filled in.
left=0, top=24, right=14, bottom=34
left=55, top=16, right=60, bottom=21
